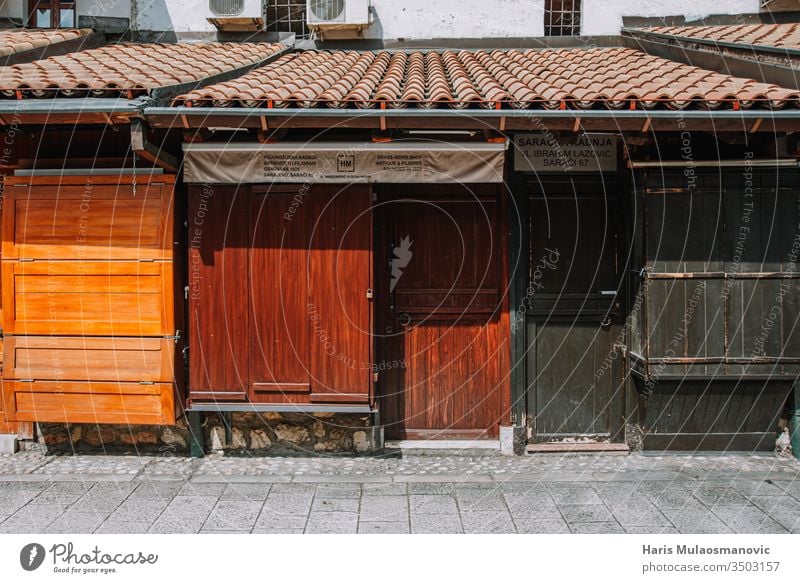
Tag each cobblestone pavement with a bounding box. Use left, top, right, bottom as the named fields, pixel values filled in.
left=0, top=451, right=798, bottom=534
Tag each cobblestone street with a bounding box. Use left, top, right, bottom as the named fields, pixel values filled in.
left=0, top=452, right=798, bottom=534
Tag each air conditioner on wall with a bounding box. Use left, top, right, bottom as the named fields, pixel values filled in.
left=306, top=0, right=371, bottom=33
left=207, top=0, right=265, bottom=32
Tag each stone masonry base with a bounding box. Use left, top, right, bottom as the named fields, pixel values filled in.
left=37, top=412, right=377, bottom=456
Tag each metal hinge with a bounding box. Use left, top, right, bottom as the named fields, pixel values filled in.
left=184, top=285, right=189, bottom=300
left=373, top=371, right=379, bottom=383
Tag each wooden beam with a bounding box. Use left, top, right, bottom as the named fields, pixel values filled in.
left=180, top=114, right=190, bottom=129
left=641, top=117, right=652, bottom=133
left=572, top=117, right=581, bottom=132
left=130, top=119, right=179, bottom=173
left=260, top=115, right=268, bottom=131
left=750, top=118, right=763, bottom=133
left=499, top=116, right=506, bottom=132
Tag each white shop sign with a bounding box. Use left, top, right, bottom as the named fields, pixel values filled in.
left=514, top=133, right=618, bottom=173
left=183, top=141, right=506, bottom=184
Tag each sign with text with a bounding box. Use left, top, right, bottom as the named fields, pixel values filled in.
left=184, top=142, right=506, bottom=184
left=514, top=133, right=617, bottom=173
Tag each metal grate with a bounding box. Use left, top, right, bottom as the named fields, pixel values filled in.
left=210, top=0, right=246, bottom=17
left=266, top=0, right=309, bottom=39
left=544, top=0, right=581, bottom=36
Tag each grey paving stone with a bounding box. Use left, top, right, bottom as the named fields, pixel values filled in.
left=569, top=522, right=625, bottom=533
left=410, top=513, right=463, bottom=534
left=148, top=512, right=209, bottom=534
left=661, top=509, right=734, bottom=534
left=625, top=526, right=680, bottom=534
left=0, top=524, right=49, bottom=534
left=0, top=490, right=42, bottom=515
left=503, top=492, right=561, bottom=519
left=362, top=483, right=407, bottom=496
left=460, top=511, right=516, bottom=534
left=204, top=500, right=262, bottom=531
left=358, top=521, right=410, bottom=534
left=546, top=484, right=602, bottom=505
left=127, top=481, right=184, bottom=501
left=0, top=481, right=49, bottom=492
left=221, top=483, right=271, bottom=501
left=163, top=495, right=218, bottom=514
left=254, top=512, right=307, bottom=532
left=5, top=503, right=66, bottom=527
left=94, top=521, right=152, bottom=534
left=749, top=495, right=800, bottom=514
left=107, top=498, right=169, bottom=522
left=496, top=482, right=551, bottom=495
left=177, top=482, right=227, bottom=497
left=598, top=491, right=654, bottom=512
left=263, top=492, right=314, bottom=516
left=763, top=509, right=800, bottom=532
left=409, top=494, right=458, bottom=515
left=268, top=483, right=316, bottom=495
left=252, top=527, right=304, bottom=534
left=514, top=518, right=570, bottom=534
left=312, top=497, right=359, bottom=513
left=314, top=483, right=361, bottom=498
left=559, top=504, right=614, bottom=523
left=200, top=530, right=252, bottom=534
left=407, top=482, right=455, bottom=495
left=305, top=512, right=358, bottom=534
left=360, top=495, right=408, bottom=522
left=46, top=512, right=109, bottom=534
left=456, top=488, right=507, bottom=512
left=691, top=486, right=749, bottom=507
left=611, top=504, right=671, bottom=527
left=711, top=506, right=789, bottom=534
left=731, top=480, right=786, bottom=498
left=647, top=488, right=705, bottom=510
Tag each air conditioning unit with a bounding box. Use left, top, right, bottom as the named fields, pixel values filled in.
left=207, top=0, right=265, bottom=32
left=307, top=0, right=371, bottom=31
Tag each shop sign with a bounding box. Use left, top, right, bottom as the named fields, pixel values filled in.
left=514, top=133, right=617, bottom=173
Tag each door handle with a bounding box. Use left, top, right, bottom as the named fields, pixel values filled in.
left=398, top=312, right=412, bottom=327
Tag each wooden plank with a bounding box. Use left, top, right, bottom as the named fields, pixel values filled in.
left=3, top=261, right=172, bottom=336
left=2, top=182, right=174, bottom=261
left=188, top=185, right=249, bottom=398
left=3, top=336, right=175, bottom=383
left=3, top=380, right=175, bottom=425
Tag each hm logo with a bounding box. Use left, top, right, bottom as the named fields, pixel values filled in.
left=390, top=235, right=413, bottom=292
left=337, top=154, right=355, bottom=172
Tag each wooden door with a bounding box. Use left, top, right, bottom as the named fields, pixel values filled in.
left=526, top=179, right=625, bottom=442
left=189, top=184, right=373, bottom=405
left=249, top=185, right=373, bottom=403
left=379, top=186, right=509, bottom=439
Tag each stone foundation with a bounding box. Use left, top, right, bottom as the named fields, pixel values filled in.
left=37, top=412, right=378, bottom=456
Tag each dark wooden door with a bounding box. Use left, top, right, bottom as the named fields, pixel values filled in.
left=526, top=179, right=625, bottom=442
left=378, top=186, right=509, bottom=439
left=189, top=184, right=373, bottom=405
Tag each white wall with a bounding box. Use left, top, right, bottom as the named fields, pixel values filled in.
left=135, top=0, right=220, bottom=33
left=0, top=0, right=130, bottom=23
left=366, top=0, right=545, bottom=39
left=582, top=0, right=760, bottom=36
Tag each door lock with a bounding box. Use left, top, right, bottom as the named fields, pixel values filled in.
left=366, top=288, right=374, bottom=299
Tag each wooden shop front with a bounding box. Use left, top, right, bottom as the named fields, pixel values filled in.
left=183, top=141, right=511, bottom=439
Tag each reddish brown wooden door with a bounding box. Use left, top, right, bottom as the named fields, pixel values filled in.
left=189, top=184, right=373, bottom=405
left=378, top=186, right=509, bottom=439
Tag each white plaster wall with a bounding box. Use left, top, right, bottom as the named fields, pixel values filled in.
left=135, top=0, right=221, bottom=32
left=0, top=0, right=130, bottom=22
left=0, top=0, right=25, bottom=20
left=582, top=0, right=760, bottom=36
left=366, top=0, right=545, bottom=39
left=132, top=0, right=762, bottom=37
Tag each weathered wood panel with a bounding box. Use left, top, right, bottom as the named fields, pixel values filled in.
left=188, top=184, right=373, bottom=405
left=3, top=337, right=175, bottom=383
left=1, top=174, right=179, bottom=426
left=3, top=380, right=175, bottom=425
left=2, top=261, right=172, bottom=336
left=379, top=185, right=509, bottom=438
left=2, top=180, right=174, bottom=261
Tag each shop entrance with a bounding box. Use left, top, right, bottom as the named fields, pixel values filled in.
left=525, top=177, right=626, bottom=443
left=376, top=185, right=509, bottom=439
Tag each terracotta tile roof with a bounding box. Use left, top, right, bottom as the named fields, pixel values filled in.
left=641, top=24, right=800, bottom=51
left=0, top=28, right=91, bottom=58
left=0, top=42, right=286, bottom=99
left=172, top=47, right=800, bottom=110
